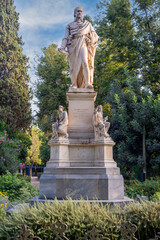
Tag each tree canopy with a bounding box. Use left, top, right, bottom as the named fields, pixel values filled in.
left=35, top=0, right=160, bottom=175
left=0, top=0, right=32, bottom=132
left=36, top=44, right=70, bottom=133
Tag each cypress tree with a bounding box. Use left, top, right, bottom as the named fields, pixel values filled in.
left=0, top=0, right=32, bottom=132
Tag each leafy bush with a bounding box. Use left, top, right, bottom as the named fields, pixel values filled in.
left=125, top=178, right=160, bottom=199
left=152, top=192, right=160, bottom=201
left=0, top=191, right=7, bottom=222
left=0, top=131, right=21, bottom=174
left=0, top=199, right=160, bottom=240
left=0, top=172, right=39, bottom=202
left=0, top=122, right=32, bottom=172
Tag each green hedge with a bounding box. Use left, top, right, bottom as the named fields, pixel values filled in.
left=0, top=199, right=160, bottom=239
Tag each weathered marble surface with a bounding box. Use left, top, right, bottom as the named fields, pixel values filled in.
left=67, top=89, right=97, bottom=138
left=39, top=134, right=124, bottom=200
left=52, top=105, right=68, bottom=139
left=39, top=170, right=124, bottom=200
left=58, top=7, right=98, bottom=89
left=93, top=105, right=110, bottom=139
left=48, top=137, right=116, bottom=168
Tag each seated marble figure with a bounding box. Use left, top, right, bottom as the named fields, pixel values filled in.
left=93, top=105, right=110, bottom=138
left=52, top=105, right=68, bottom=139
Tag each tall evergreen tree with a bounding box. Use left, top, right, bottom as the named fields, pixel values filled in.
left=36, top=44, right=70, bottom=133
left=94, top=0, right=138, bottom=105
left=0, top=0, right=32, bottom=132
left=105, top=73, right=160, bottom=178
left=132, top=0, right=160, bottom=95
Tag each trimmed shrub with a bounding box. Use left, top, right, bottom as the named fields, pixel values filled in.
left=0, top=199, right=160, bottom=239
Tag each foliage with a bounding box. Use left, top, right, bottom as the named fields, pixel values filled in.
left=0, top=191, right=6, bottom=222
left=0, top=121, right=32, bottom=164
left=0, top=0, right=32, bottom=132
left=125, top=178, right=160, bottom=199
left=132, top=0, right=160, bottom=95
left=94, top=0, right=138, bottom=105
left=152, top=192, right=160, bottom=201
left=36, top=43, right=70, bottom=133
left=35, top=44, right=69, bottom=164
left=39, top=134, right=50, bottom=166
left=0, top=172, right=39, bottom=202
left=83, top=14, right=93, bottom=24
left=95, top=0, right=160, bottom=99
left=0, top=130, right=21, bottom=174
left=0, top=199, right=160, bottom=239
left=14, top=131, right=32, bottom=164
left=105, top=73, right=160, bottom=177
left=26, top=126, right=42, bottom=166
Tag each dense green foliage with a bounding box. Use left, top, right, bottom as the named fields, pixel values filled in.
left=132, top=0, right=160, bottom=95
left=26, top=126, right=42, bottom=175
left=0, top=191, right=6, bottom=222
left=36, top=44, right=70, bottom=133
left=0, top=0, right=32, bottom=132
left=106, top=75, right=160, bottom=177
left=125, top=178, right=160, bottom=199
left=95, top=0, right=138, bottom=105
left=0, top=172, right=39, bottom=202
left=39, top=134, right=50, bottom=166
left=0, top=122, right=32, bottom=173
left=95, top=0, right=160, bottom=97
left=0, top=199, right=160, bottom=239
left=0, top=130, right=21, bottom=174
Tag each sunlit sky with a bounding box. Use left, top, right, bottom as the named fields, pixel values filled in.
left=14, top=0, right=99, bottom=116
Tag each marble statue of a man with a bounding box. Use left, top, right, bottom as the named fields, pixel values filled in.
left=58, top=7, right=98, bottom=89
left=52, top=105, right=68, bottom=139
left=93, top=105, right=110, bottom=138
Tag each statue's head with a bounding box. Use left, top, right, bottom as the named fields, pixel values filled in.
left=74, top=6, right=83, bottom=20
left=97, top=105, right=103, bottom=112
left=59, top=105, right=64, bottom=112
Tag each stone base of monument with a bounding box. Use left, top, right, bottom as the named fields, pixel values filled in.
left=39, top=167, right=124, bottom=200
left=38, top=137, right=124, bottom=201
left=37, top=88, right=126, bottom=202
left=30, top=196, right=132, bottom=206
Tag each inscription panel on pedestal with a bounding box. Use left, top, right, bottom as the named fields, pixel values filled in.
left=69, top=101, right=94, bottom=129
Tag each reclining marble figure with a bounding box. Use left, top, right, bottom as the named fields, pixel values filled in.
left=58, top=7, right=98, bottom=89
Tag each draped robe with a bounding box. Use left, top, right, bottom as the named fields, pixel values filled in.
left=61, top=20, right=98, bottom=88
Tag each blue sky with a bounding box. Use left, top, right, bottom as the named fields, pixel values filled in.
left=14, top=0, right=99, bottom=115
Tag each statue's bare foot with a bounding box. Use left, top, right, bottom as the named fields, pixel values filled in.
left=72, top=85, right=77, bottom=88
left=87, top=84, right=93, bottom=89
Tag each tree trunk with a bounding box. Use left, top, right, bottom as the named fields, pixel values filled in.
left=143, top=124, right=147, bottom=179
left=30, top=160, right=33, bottom=177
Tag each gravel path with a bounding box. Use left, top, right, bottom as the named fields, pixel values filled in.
left=30, top=176, right=40, bottom=188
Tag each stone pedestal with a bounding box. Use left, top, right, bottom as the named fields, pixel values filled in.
left=67, top=88, right=97, bottom=138
left=39, top=88, right=124, bottom=201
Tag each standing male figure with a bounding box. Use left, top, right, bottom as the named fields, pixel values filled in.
left=59, top=7, right=98, bottom=89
